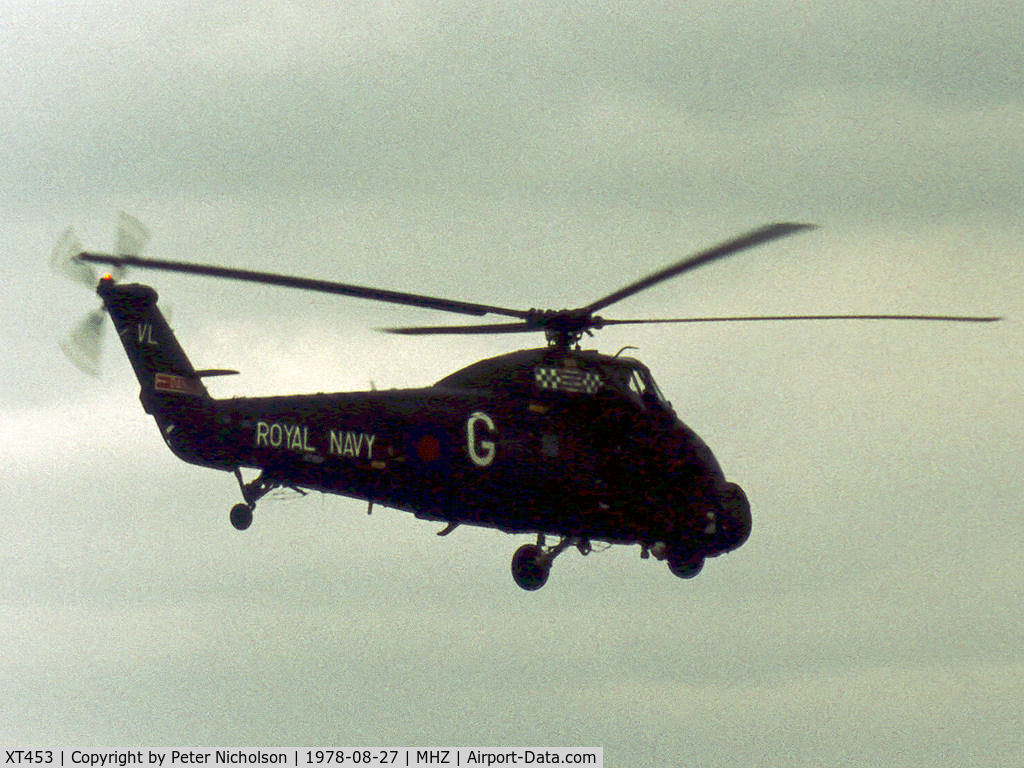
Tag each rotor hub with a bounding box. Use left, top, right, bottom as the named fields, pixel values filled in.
left=525, top=309, right=604, bottom=349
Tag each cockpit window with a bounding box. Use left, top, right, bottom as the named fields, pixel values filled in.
left=627, top=369, right=646, bottom=401
left=637, top=367, right=667, bottom=404
left=603, top=361, right=668, bottom=409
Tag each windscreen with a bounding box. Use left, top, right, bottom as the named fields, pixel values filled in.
left=601, top=360, right=668, bottom=408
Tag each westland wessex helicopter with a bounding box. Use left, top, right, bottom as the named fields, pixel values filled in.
left=54, top=215, right=1000, bottom=589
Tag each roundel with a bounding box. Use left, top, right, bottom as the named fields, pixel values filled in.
left=415, top=434, right=442, bottom=462
left=406, top=427, right=448, bottom=468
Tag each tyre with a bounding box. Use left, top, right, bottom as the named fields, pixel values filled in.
left=511, top=544, right=550, bottom=591
left=230, top=503, right=253, bottom=531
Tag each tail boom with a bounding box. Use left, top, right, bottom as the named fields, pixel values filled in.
left=97, top=277, right=239, bottom=471
left=97, top=277, right=210, bottom=410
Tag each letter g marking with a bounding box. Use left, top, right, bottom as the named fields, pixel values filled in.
left=466, top=411, right=496, bottom=467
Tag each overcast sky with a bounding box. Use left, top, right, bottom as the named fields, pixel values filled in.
left=2, top=1, right=1021, bottom=763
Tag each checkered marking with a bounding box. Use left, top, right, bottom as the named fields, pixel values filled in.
left=534, top=366, right=602, bottom=394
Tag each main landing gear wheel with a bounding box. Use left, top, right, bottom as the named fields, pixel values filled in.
left=510, top=535, right=588, bottom=590
left=230, top=503, right=253, bottom=531
left=511, top=544, right=550, bottom=591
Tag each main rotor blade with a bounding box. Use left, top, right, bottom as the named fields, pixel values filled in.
left=386, top=313, right=1002, bottom=336
left=599, top=313, right=1002, bottom=326
left=77, top=253, right=530, bottom=320
left=581, top=222, right=816, bottom=315
left=383, top=321, right=539, bottom=335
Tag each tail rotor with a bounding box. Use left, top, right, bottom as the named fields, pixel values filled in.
left=59, top=308, right=106, bottom=377
left=50, top=227, right=93, bottom=287
left=54, top=212, right=149, bottom=376
left=112, top=211, right=148, bottom=280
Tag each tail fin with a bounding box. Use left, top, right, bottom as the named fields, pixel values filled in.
left=97, top=277, right=211, bottom=412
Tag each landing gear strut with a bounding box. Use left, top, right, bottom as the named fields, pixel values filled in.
left=230, top=468, right=278, bottom=531
left=510, top=534, right=590, bottom=591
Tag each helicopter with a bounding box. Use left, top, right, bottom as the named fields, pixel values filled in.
left=54, top=215, right=1000, bottom=589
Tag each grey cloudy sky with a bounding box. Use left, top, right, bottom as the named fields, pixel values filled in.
left=2, top=1, right=1021, bottom=763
